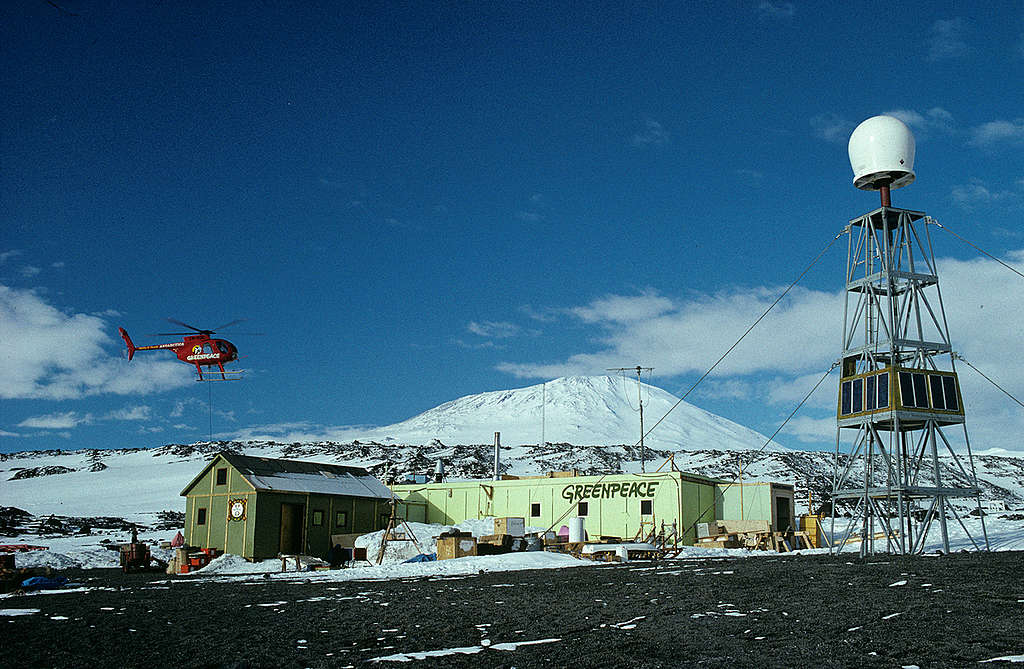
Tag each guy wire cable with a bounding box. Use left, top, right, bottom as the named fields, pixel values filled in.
left=954, top=353, right=1024, bottom=409
left=681, top=361, right=840, bottom=540
left=640, top=228, right=845, bottom=448
left=927, top=217, right=1024, bottom=281
left=542, top=229, right=844, bottom=537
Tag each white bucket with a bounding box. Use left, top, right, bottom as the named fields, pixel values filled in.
left=569, top=517, right=586, bottom=543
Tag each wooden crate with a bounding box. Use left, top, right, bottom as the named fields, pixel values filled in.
left=494, top=518, right=525, bottom=537
left=436, top=536, right=478, bottom=560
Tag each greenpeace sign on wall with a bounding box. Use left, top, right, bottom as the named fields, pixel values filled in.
left=561, top=481, right=660, bottom=502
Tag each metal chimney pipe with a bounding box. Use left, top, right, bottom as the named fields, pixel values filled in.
left=493, top=432, right=501, bottom=481
left=434, top=459, right=444, bottom=483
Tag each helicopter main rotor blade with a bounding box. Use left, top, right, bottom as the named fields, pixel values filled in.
left=212, top=318, right=248, bottom=331
left=166, top=318, right=207, bottom=333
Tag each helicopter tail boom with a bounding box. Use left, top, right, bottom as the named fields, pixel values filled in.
left=118, top=327, right=137, bottom=361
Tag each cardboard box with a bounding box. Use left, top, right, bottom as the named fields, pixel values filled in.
left=494, top=517, right=525, bottom=537
left=696, top=521, right=723, bottom=538
left=718, top=520, right=770, bottom=534
left=436, top=536, right=478, bottom=560
left=330, top=533, right=364, bottom=549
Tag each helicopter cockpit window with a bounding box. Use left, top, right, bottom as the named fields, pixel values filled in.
left=217, top=342, right=229, bottom=354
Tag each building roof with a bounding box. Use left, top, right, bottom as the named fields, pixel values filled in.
left=181, top=452, right=392, bottom=499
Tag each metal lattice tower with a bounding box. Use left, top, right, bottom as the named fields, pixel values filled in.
left=831, top=116, right=989, bottom=555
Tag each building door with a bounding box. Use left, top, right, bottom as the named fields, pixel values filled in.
left=279, top=503, right=304, bottom=554
left=774, top=496, right=792, bottom=532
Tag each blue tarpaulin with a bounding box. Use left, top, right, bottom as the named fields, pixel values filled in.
left=20, top=576, right=69, bottom=591
left=403, top=553, right=436, bottom=563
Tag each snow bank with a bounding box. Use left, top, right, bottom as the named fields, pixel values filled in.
left=353, top=518, right=545, bottom=564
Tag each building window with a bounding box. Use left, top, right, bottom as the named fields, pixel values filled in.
left=942, top=376, right=959, bottom=411
left=851, top=378, right=864, bottom=413
left=197, top=508, right=207, bottom=526
left=640, top=500, right=653, bottom=516
left=577, top=502, right=588, bottom=517
left=312, top=510, right=324, bottom=527
left=215, top=468, right=227, bottom=485
left=336, top=511, right=348, bottom=528
left=877, top=372, right=889, bottom=409
left=530, top=503, right=541, bottom=518
left=899, top=372, right=931, bottom=408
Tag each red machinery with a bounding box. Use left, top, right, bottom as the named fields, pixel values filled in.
left=119, top=319, right=242, bottom=381
left=119, top=525, right=166, bottom=573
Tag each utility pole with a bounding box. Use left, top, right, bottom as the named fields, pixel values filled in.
left=541, top=382, right=546, bottom=448
left=608, top=366, right=654, bottom=473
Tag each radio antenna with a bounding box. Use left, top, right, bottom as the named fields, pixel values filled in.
left=608, top=366, right=654, bottom=472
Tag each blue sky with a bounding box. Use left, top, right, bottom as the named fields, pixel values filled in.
left=2, top=1, right=1023, bottom=455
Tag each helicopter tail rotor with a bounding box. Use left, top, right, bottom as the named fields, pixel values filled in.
left=118, top=327, right=137, bottom=361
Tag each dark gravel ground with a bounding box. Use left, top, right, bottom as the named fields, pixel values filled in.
left=2, top=551, right=1023, bottom=668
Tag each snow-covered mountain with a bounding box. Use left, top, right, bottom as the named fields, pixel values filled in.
left=344, top=376, right=787, bottom=452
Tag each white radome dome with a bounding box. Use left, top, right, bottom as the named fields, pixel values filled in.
left=848, top=115, right=916, bottom=191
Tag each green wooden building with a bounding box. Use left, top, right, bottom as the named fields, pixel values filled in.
left=181, top=453, right=392, bottom=560
left=391, top=471, right=794, bottom=544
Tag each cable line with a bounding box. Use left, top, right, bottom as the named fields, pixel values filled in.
left=541, top=230, right=844, bottom=538
left=639, top=229, right=844, bottom=448
left=681, top=361, right=840, bottom=539
left=955, top=354, right=1024, bottom=409
left=927, top=217, right=1024, bottom=281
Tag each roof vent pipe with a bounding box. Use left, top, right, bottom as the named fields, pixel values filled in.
left=434, top=459, right=444, bottom=483
left=494, top=432, right=501, bottom=481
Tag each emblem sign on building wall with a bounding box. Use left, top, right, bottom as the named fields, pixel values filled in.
left=228, top=498, right=247, bottom=521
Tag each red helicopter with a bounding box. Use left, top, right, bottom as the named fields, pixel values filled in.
left=118, top=319, right=243, bottom=381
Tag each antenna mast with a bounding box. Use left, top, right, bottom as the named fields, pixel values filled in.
left=834, top=116, right=987, bottom=555
left=608, top=366, right=654, bottom=472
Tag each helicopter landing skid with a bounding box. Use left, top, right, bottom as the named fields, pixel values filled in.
left=195, top=370, right=244, bottom=382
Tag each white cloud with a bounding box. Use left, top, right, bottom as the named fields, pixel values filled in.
left=765, top=371, right=839, bottom=410
left=18, top=411, right=91, bottom=429
left=170, top=397, right=205, bottom=418
left=811, top=114, right=855, bottom=144
left=882, top=107, right=955, bottom=136
left=496, top=249, right=1024, bottom=452
left=950, top=179, right=1019, bottom=207
left=227, top=421, right=331, bottom=443
left=696, top=379, right=754, bottom=401
left=968, top=119, right=1024, bottom=147
left=570, top=292, right=675, bottom=324
left=758, top=2, right=794, bottom=18
left=781, top=415, right=836, bottom=443
left=0, top=285, right=193, bottom=400
left=926, top=18, right=969, bottom=61
left=104, top=405, right=152, bottom=421
left=632, top=119, right=670, bottom=146
left=467, top=321, right=521, bottom=338
left=500, top=285, right=840, bottom=379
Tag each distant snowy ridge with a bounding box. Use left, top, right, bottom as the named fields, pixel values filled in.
left=3, top=376, right=1023, bottom=523
left=4, top=440, right=1024, bottom=525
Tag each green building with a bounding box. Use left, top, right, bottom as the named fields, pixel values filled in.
left=181, top=453, right=392, bottom=560
left=391, top=471, right=794, bottom=544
